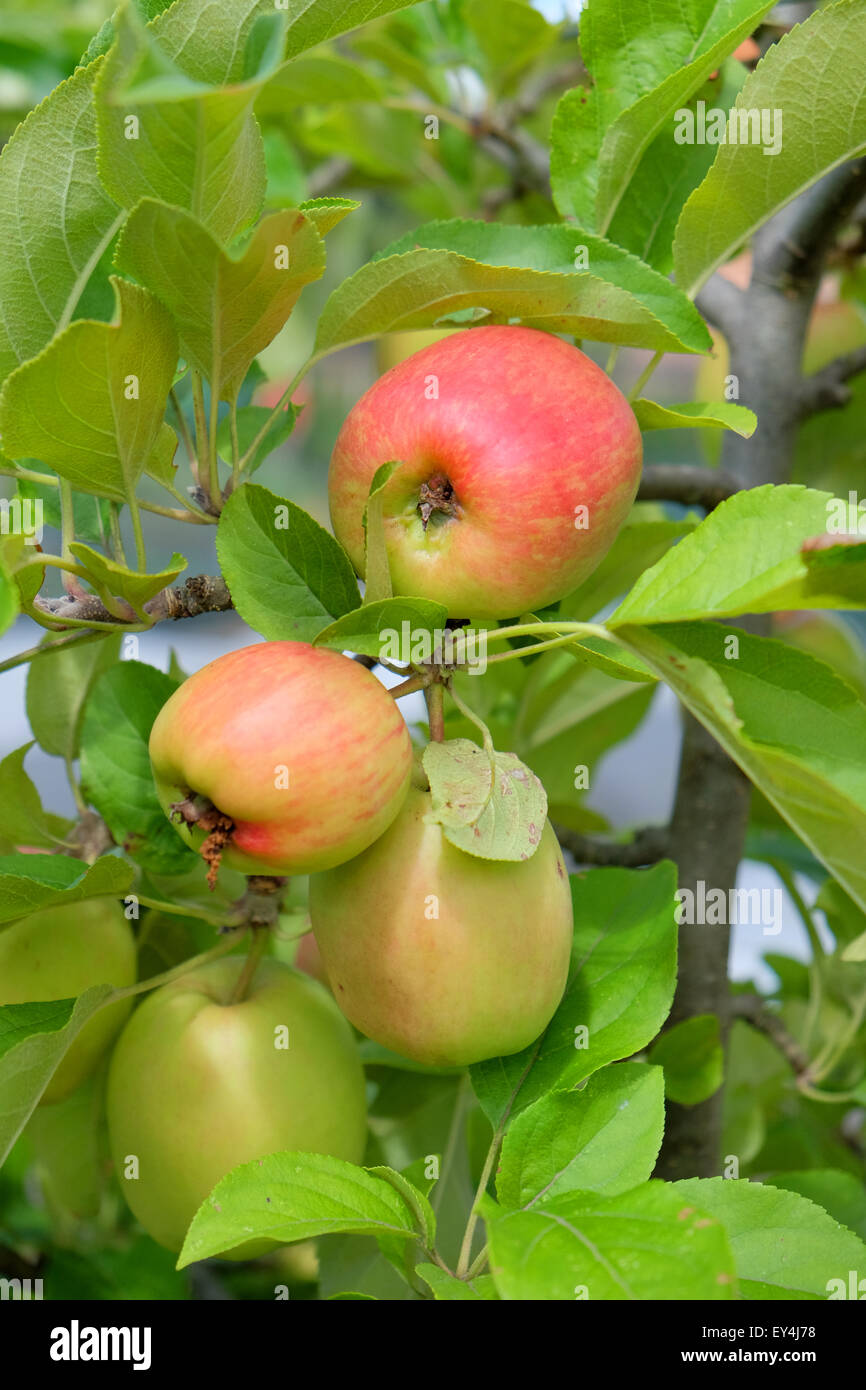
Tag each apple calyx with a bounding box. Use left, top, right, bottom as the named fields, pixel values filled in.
left=169, top=793, right=235, bottom=889
left=417, top=473, right=460, bottom=530
left=238, top=875, right=289, bottom=929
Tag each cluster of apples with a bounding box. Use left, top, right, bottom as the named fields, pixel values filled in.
left=3, top=327, right=644, bottom=1255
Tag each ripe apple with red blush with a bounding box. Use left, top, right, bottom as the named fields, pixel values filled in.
left=149, top=641, right=412, bottom=879
left=328, top=325, right=643, bottom=619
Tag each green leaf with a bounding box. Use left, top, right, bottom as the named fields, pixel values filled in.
left=69, top=545, right=186, bottom=614
left=314, top=596, right=449, bottom=659
left=0, top=545, right=21, bottom=637
left=798, top=535, right=866, bottom=610
left=79, top=661, right=195, bottom=875
left=1, top=531, right=44, bottom=613
left=471, top=863, right=678, bottom=1127
left=16, top=471, right=113, bottom=547
left=257, top=53, right=383, bottom=110
left=215, top=483, right=361, bottom=641
left=562, top=509, right=702, bottom=622
left=0, top=278, right=178, bottom=504
left=282, top=0, right=428, bottom=61
left=633, top=399, right=756, bottom=436
left=215, top=404, right=300, bottom=475
left=765, top=1170, right=866, bottom=1243
left=817, top=878, right=866, bottom=962
left=0, top=59, right=123, bottom=389
left=594, top=1, right=776, bottom=236
left=414, top=1264, right=498, bottom=1300
left=614, top=622, right=866, bottom=916
left=674, top=1176, right=866, bottom=1298
left=496, top=1063, right=666, bottom=1208
left=610, top=485, right=866, bottom=625
left=423, top=739, right=549, bottom=862
left=94, top=5, right=281, bottom=243
left=550, top=0, right=768, bottom=228
left=362, top=461, right=400, bottom=605
left=485, top=1182, right=735, bottom=1300
left=26, top=633, right=120, bottom=762
left=647, top=1015, right=724, bottom=1105
left=178, top=1151, right=419, bottom=1267
left=348, top=28, right=444, bottom=103
left=0, top=745, right=72, bottom=850
left=674, top=1, right=866, bottom=294
left=0, top=853, right=134, bottom=926
left=534, top=629, right=657, bottom=684
left=316, top=220, right=712, bottom=358
left=0, top=987, right=116, bottom=1166
left=116, top=202, right=326, bottom=404
left=518, top=671, right=655, bottom=830
left=463, top=0, right=555, bottom=94
left=298, top=196, right=360, bottom=237
left=368, top=1164, right=436, bottom=1248
left=606, top=61, right=748, bottom=274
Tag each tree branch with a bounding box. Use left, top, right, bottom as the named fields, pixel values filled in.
left=754, top=157, right=866, bottom=291
left=637, top=464, right=741, bottom=511
left=798, top=344, right=866, bottom=418
left=144, top=574, right=233, bottom=621
left=731, top=993, right=811, bottom=1078
left=555, top=825, right=671, bottom=868
left=694, top=273, right=746, bottom=339
left=25, top=574, right=232, bottom=630
left=721, top=158, right=866, bottom=487
left=654, top=716, right=753, bottom=1181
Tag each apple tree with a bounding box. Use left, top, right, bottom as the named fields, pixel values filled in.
left=0, top=0, right=866, bottom=1303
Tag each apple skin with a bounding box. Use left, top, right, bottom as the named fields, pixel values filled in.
left=149, top=641, right=413, bottom=876
left=295, top=930, right=330, bottom=989
left=0, top=898, right=136, bottom=1105
left=328, top=325, right=643, bottom=619
left=375, top=328, right=456, bottom=375
left=106, top=957, right=368, bottom=1257
left=309, top=786, right=573, bottom=1066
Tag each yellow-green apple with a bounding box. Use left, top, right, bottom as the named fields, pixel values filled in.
left=0, top=897, right=135, bottom=1104
left=328, top=325, right=643, bottom=619
left=309, top=786, right=573, bottom=1066
left=149, top=641, right=412, bottom=878
left=375, top=328, right=456, bottom=375
left=106, top=957, right=367, bottom=1255
left=295, top=930, right=330, bottom=989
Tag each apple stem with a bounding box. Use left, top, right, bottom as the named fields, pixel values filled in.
left=425, top=682, right=445, bottom=741
left=227, top=926, right=270, bottom=1005
left=389, top=672, right=430, bottom=699
left=628, top=349, right=664, bottom=401
left=111, top=931, right=247, bottom=1005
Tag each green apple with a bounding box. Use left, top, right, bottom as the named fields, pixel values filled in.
left=149, top=640, right=413, bottom=878
left=329, top=325, right=643, bottom=619
left=309, top=786, right=574, bottom=1066
left=106, top=957, right=367, bottom=1256
left=0, top=897, right=135, bottom=1105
